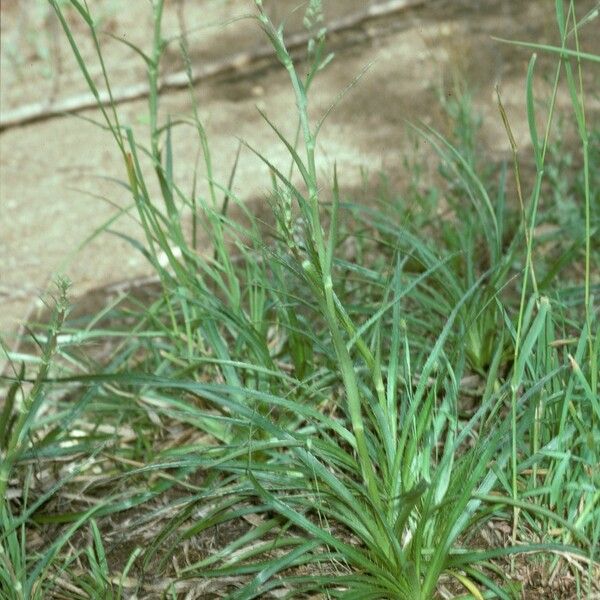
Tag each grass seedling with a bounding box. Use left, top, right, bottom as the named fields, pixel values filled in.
left=1, top=0, right=597, bottom=597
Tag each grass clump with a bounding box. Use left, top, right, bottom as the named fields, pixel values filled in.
left=1, top=0, right=598, bottom=598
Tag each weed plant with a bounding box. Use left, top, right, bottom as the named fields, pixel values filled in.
left=1, top=0, right=598, bottom=598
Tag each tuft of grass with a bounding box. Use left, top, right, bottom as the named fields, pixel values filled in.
left=1, top=0, right=598, bottom=597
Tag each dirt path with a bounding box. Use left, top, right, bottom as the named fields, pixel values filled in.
left=1, top=0, right=598, bottom=339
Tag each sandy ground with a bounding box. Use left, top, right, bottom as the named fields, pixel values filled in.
left=1, top=0, right=598, bottom=340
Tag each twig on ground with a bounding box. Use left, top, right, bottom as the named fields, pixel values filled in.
left=0, top=0, right=425, bottom=131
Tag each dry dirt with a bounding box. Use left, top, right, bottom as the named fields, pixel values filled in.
left=1, top=0, right=598, bottom=343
